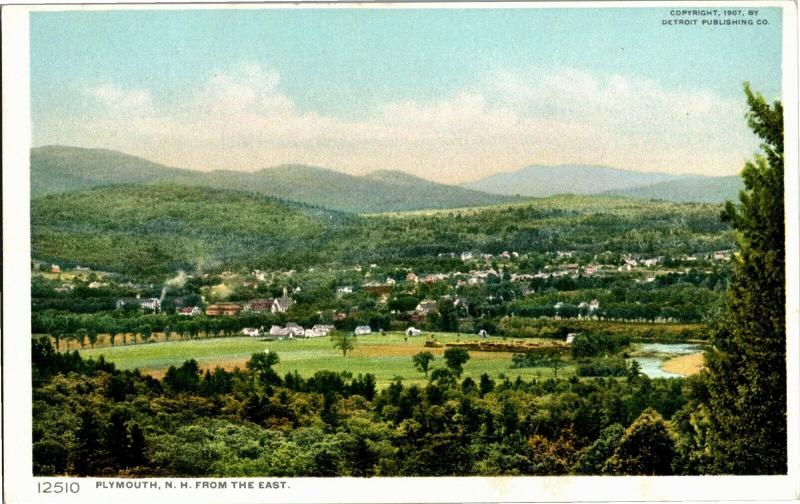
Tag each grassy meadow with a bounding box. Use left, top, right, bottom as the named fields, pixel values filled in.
left=77, top=332, right=575, bottom=386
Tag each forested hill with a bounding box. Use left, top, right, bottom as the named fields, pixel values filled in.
left=31, top=184, right=357, bottom=275
left=32, top=184, right=733, bottom=276
left=31, top=146, right=513, bottom=213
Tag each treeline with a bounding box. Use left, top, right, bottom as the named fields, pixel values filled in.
left=33, top=338, right=715, bottom=477
left=498, top=318, right=706, bottom=342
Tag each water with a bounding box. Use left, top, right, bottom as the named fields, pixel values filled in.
left=630, top=357, right=683, bottom=379
left=628, top=342, right=703, bottom=379
left=638, top=343, right=700, bottom=355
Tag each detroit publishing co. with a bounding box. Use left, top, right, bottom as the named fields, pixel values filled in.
left=662, top=8, right=770, bottom=26
left=95, top=480, right=289, bottom=490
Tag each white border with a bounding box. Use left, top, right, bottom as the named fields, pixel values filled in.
left=3, top=2, right=799, bottom=503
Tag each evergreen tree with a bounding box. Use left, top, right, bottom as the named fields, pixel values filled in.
left=605, top=408, right=676, bottom=475
left=705, top=83, right=785, bottom=474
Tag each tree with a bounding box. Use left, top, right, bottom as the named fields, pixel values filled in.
left=331, top=332, right=356, bottom=357
left=705, top=84, right=786, bottom=474
left=605, top=408, right=676, bottom=475
left=246, top=351, right=282, bottom=387
left=412, top=351, right=435, bottom=378
left=443, top=347, right=470, bottom=378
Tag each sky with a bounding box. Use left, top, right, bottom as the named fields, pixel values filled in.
left=30, top=7, right=784, bottom=184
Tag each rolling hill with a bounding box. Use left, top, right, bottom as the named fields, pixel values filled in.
left=31, top=146, right=512, bottom=213
left=31, top=184, right=357, bottom=275
left=462, top=164, right=741, bottom=202
left=33, top=184, right=733, bottom=276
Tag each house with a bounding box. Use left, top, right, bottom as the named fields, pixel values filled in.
left=178, top=306, right=201, bottom=316
left=88, top=281, right=107, bottom=289
left=337, top=286, right=354, bottom=295
left=51, top=264, right=61, bottom=273
left=286, top=323, right=305, bottom=337
left=385, top=277, right=396, bottom=285
left=415, top=300, right=438, bottom=315
left=406, top=272, right=419, bottom=283
left=478, top=329, right=489, bottom=338
left=303, top=324, right=334, bottom=338
left=554, top=302, right=565, bottom=310
left=565, top=333, right=579, bottom=344
left=355, top=325, right=372, bottom=335
left=116, top=297, right=161, bottom=311
left=272, top=296, right=294, bottom=313
left=406, top=327, right=423, bottom=337
left=205, top=303, right=242, bottom=316
left=269, top=325, right=290, bottom=338
left=247, top=299, right=275, bottom=312
left=461, top=251, right=474, bottom=261
left=139, top=298, right=161, bottom=311
left=241, top=327, right=261, bottom=337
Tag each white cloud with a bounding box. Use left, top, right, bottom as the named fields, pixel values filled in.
left=36, top=64, right=759, bottom=183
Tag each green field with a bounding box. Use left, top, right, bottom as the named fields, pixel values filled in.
left=78, top=332, right=574, bottom=386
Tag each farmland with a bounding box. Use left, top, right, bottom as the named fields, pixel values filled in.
left=77, top=332, right=577, bottom=385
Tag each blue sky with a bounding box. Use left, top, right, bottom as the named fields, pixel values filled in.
left=30, top=7, right=784, bottom=183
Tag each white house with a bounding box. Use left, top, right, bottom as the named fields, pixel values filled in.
left=478, top=329, right=489, bottom=338
left=415, top=300, right=438, bottom=315
left=286, top=323, right=305, bottom=337
left=337, top=286, right=353, bottom=295
left=269, top=325, right=290, bottom=338
left=406, top=327, right=423, bottom=337
left=303, top=324, right=333, bottom=338
left=461, top=251, right=474, bottom=261
left=241, top=327, right=261, bottom=337
left=355, top=325, right=372, bottom=335
left=139, top=298, right=161, bottom=311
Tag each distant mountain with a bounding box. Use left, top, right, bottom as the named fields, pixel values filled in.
left=30, top=145, right=194, bottom=196
left=462, top=164, right=740, bottom=203
left=31, top=146, right=512, bottom=213
left=600, top=176, right=743, bottom=203
left=462, top=165, right=680, bottom=197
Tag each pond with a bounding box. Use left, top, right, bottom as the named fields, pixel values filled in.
left=628, top=342, right=704, bottom=379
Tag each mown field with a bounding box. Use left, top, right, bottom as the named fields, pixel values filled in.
left=77, top=332, right=577, bottom=386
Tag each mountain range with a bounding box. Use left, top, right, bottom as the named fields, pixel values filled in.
left=31, top=146, right=742, bottom=211
left=31, top=146, right=512, bottom=213
left=462, top=164, right=742, bottom=204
